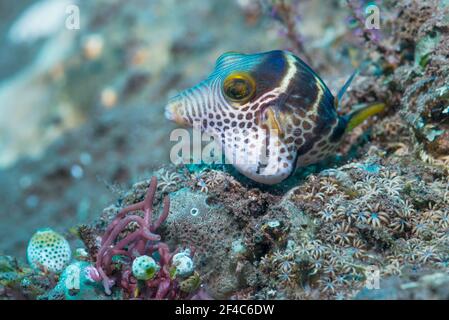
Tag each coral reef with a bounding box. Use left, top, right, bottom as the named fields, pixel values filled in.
left=87, top=157, right=448, bottom=300
left=163, top=186, right=243, bottom=298
left=95, top=176, right=201, bottom=299
left=343, top=0, right=449, bottom=166
left=250, top=155, right=449, bottom=299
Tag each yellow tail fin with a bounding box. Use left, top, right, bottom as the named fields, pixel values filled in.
left=345, top=102, right=386, bottom=132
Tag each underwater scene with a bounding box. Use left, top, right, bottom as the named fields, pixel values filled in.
left=0, top=0, right=449, bottom=302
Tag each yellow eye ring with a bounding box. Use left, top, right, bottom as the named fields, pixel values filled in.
left=223, top=72, right=256, bottom=104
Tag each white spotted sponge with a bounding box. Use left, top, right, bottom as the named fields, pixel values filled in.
left=26, top=228, right=71, bottom=273
left=132, top=255, right=160, bottom=280
left=172, top=249, right=194, bottom=278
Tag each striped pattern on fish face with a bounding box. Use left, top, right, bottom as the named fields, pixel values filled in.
left=165, top=50, right=347, bottom=185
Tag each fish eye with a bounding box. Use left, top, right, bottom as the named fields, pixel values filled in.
left=223, top=73, right=255, bottom=104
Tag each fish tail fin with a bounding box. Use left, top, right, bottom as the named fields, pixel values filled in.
left=335, top=69, right=359, bottom=111
left=345, top=102, right=386, bottom=132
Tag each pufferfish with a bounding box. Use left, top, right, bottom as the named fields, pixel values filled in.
left=165, top=50, right=384, bottom=185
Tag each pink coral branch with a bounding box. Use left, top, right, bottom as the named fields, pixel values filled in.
left=152, top=196, right=170, bottom=231
left=93, top=176, right=189, bottom=299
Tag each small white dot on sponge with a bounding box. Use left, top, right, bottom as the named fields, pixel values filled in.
left=26, top=228, right=71, bottom=273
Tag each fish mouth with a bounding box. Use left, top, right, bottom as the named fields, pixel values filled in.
left=164, top=98, right=189, bottom=127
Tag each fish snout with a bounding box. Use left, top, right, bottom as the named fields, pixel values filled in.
left=165, top=96, right=190, bottom=127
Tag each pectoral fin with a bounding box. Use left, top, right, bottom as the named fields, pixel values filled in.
left=261, top=107, right=284, bottom=136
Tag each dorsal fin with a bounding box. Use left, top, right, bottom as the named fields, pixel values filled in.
left=335, top=69, right=359, bottom=111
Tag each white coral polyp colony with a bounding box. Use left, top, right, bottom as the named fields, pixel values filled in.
left=26, top=228, right=72, bottom=273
